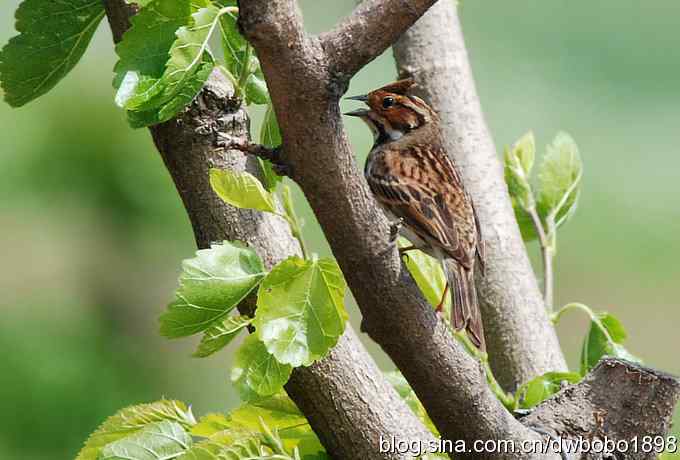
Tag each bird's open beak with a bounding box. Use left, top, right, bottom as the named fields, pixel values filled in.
left=345, top=94, right=369, bottom=102
left=343, top=108, right=371, bottom=117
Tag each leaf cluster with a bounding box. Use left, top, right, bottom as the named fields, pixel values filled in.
left=161, top=132, right=350, bottom=398
left=158, top=239, right=348, bottom=401
left=0, top=0, right=276, bottom=132
left=76, top=395, right=329, bottom=459
left=504, top=131, right=582, bottom=243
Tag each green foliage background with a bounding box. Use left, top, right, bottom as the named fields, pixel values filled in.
left=1, top=1, right=679, bottom=458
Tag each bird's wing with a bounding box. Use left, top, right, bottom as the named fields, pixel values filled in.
left=366, top=144, right=475, bottom=269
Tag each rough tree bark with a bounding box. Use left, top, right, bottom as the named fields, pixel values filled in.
left=392, top=0, right=567, bottom=390
left=103, top=2, right=434, bottom=459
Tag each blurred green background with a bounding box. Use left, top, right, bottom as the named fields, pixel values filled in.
left=1, top=1, right=679, bottom=458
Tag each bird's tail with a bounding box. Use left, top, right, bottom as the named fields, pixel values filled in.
left=448, top=261, right=486, bottom=351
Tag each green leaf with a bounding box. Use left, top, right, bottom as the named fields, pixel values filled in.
left=504, top=132, right=539, bottom=241
left=210, top=168, right=277, bottom=213
left=231, top=335, right=293, bottom=400
left=0, top=0, right=105, bottom=107
left=191, top=413, right=233, bottom=438
left=244, top=67, right=269, bottom=105
left=385, top=371, right=438, bottom=436
left=231, top=394, right=308, bottom=433
left=516, top=371, right=581, bottom=409
left=113, top=1, right=220, bottom=127
left=218, top=7, right=270, bottom=105
left=399, top=238, right=450, bottom=320
left=152, top=5, right=220, bottom=108
left=297, top=440, right=331, bottom=460
left=160, top=241, right=266, bottom=338
left=504, top=131, right=535, bottom=208
left=255, top=257, right=348, bottom=367
left=513, top=206, right=539, bottom=242
left=176, top=439, right=222, bottom=460
left=99, top=421, right=192, bottom=460
left=258, top=104, right=283, bottom=190
left=537, top=131, right=583, bottom=228
left=192, top=392, right=318, bottom=455
left=194, top=315, right=253, bottom=358
left=261, top=104, right=282, bottom=148
left=580, top=311, right=642, bottom=375
left=251, top=395, right=324, bottom=456
left=218, top=5, right=247, bottom=80
left=114, top=0, right=191, bottom=102
left=219, top=437, right=273, bottom=459
left=124, top=57, right=213, bottom=128
left=182, top=431, right=298, bottom=460
left=157, top=57, right=213, bottom=121
left=77, top=400, right=195, bottom=460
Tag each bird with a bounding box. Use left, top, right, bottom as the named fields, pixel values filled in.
left=344, top=78, right=486, bottom=350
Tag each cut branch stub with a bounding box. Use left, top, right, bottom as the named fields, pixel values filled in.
left=524, top=357, right=680, bottom=460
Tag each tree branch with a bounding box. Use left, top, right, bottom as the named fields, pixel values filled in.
left=392, top=1, right=568, bottom=390
left=103, top=2, right=435, bottom=459
left=322, top=0, right=438, bottom=79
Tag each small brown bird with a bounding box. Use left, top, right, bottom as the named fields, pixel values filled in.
left=345, top=79, right=486, bottom=350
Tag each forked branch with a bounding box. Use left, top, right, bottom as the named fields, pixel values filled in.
left=323, top=0, right=438, bottom=79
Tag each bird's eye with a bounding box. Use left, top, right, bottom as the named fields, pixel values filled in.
left=382, top=96, right=395, bottom=109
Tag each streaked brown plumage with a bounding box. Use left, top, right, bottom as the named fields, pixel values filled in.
left=345, top=79, right=486, bottom=350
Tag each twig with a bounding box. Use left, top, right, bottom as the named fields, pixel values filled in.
left=527, top=206, right=554, bottom=311
left=218, top=136, right=278, bottom=163
left=218, top=135, right=292, bottom=177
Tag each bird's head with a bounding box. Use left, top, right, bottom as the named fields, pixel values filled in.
left=344, top=79, right=437, bottom=145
